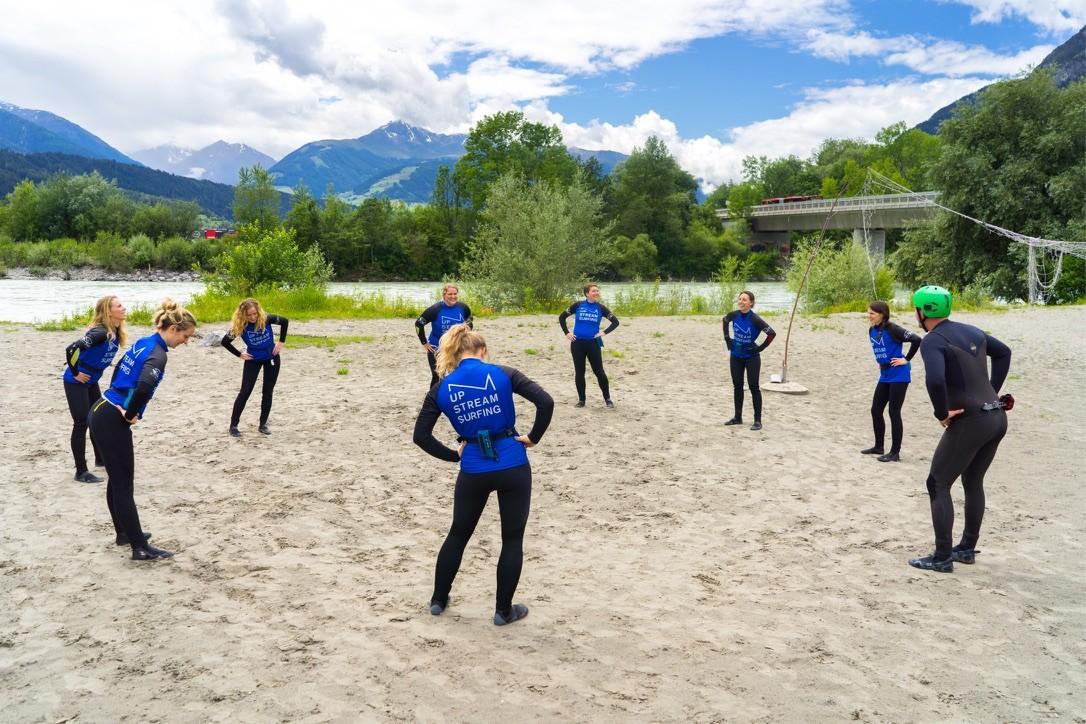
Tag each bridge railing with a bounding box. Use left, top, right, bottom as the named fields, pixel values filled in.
left=718, top=192, right=939, bottom=219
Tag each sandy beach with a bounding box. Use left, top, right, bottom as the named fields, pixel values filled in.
left=1, top=306, right=1083, bottom=723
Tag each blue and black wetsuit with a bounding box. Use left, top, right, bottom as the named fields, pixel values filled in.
left=62, top=325, right=119, bottom=475
left=415, top=301, right=473, bottom=386
left=222, top=314, right=289, bottom=428
left=89, top=333, right=170, bottom=550
left=868, top=321, right=921, bottom=455
left=413, top=359, right=553, bottom=615
left=919, top=320, right=1011, bottom=561
left=558, top=300, right=619, bottom=402
left=723, top=310, right=776, bottom=422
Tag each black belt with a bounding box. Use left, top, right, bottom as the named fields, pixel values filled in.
left=456, top=429, right=517, bottom=443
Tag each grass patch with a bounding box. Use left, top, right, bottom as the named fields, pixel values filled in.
left=604, top=349, right=625, bottom=359
left=186, top=286, right=424, bottom=323
left=653, top=331, right=665, bottom=338
left=523, top=348, right=538, bottom=355
left=337, top=367, right=349, bottom=375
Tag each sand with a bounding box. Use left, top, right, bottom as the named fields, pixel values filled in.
left=1, top=307, right=1083, bottom=723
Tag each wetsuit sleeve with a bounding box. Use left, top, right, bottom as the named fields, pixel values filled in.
left=887, top=322, right=921, bottom=361
left=558, top=303, right=578, bottom=335
left=266, top=314, right=289, bottom=342
left=221, top=332, right=242, bottom=357
left=986, top=333, right=1012, bottom=393
left=462, top=303, right=474, bottom=329
left=920, top=337, right=949, bottom=420
left=123, top=346, right=168, bottom=421
left=415, top=303, right=439, bottom=344
left=722, top=313, right=734, bottom=350
left=65, top=327, right=108, bottom=374
left=752, top=313, right=776, bottom=352
left=412, top=390, right=460, bottom=462
left=598, top=304, right=620, bottom=335
left=501, top=365, right=555, bottom=444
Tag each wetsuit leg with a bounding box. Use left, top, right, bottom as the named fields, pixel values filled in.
left=870, top=382, right=889, bottom=449
left=89, top=403, right=145, bottom=547
left=64, top=382, right=93, bottom=473
left=432, top=471, right=492, bottom=605
left=729, top=356, right=745, bottom=420
left=87, top=382, right=104, bottom=467
left=887, top=382, right=909, bottom=455
left=958, top=412, right=1008, bottom=550
left=426, top=351, right=439, bottom=387
left=258, top=357, right=281, bottom=426
left=494, top=465, right=532, bottom=611
left=230, top=359, right=262, bottom=427
left=571, top=340, right=590, bottom=402
left=584, top=341, right=611, bottom=400
left=746, top=355, right=763, bottom=422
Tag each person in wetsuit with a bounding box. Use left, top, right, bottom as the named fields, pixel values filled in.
left=862, top=300, right=921, bottom=462
left=908, top=285, right=1012, bottom=573
left=221, top=298, right=288, bottom=437
left=413, top=323, right=554, bottom=626
left=723, top=290, right=775, bottom=430
left=63, top=295, right=127, bottom=483
left=558, top=282, right=619, bottom=408
left=89, top=298, right=196, bottom=561
left=415, top=283, right=473, bottom=387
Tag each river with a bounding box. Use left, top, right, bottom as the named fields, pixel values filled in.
left=0, top=279, right=801, bottom=323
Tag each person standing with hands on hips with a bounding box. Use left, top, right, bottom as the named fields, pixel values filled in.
left=723, top=290, right=775, bottom=430
left=862, top=300, right=921, bottom=462
left=908, top=285, right=1012, bottom=573
left=415, top=283, right=473, bottom=387
left=221, top=298, right=288, bottom=437
left=558, top=282, right=619, bottom=409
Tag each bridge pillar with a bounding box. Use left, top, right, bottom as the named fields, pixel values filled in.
left=854, top=228, right=886, bottom=264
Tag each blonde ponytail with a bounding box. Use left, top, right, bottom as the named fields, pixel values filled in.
left=434, top=323, right=486, bottom=377
left=152, top=298, right=196, bottom=331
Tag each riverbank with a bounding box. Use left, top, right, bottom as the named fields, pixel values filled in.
left=1, top=307, right=1083, bottom=721
left=2, top=265, right=202, bottom=283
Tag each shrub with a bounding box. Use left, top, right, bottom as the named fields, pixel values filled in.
left=91, top=231, right=132, bottom=272
left=203, top=225, right=333, bottom=296
left=153, top=236, right=193, bottom=270
left=127, top=233, right=156, bottom=269
left=788, top=240, right=895, bottom=312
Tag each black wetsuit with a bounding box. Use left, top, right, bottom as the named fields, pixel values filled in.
left=90, top=333, right=170, bottom=551
left=222, top=314, right=288, bottom=428
left=558, top=301, right=619, bottom=402
left=869, top=322, right=921, bottom=455
left=415, top=301, right=473, bottom=387
left=919, top=319, right=1011, bottom=560
left=723, top=310, right=776, bottom=422
left=62, top=326, right=118, bottom=474
left=413, top=362, right=553, bottom=613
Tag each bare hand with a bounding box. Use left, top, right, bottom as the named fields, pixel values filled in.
left=940, top=409, right=965, bottom=428
left=457, top=440, right=467, bottom=458
left=890, top=357, right=907, bottom=367
left=595, top=331, right=604, bottom=339
left=515, top=434, right=535, bottom=448
left=272, top=341, right=283, bottom=357
left=241, top=352, right=253, bottom=361
left=423, top=343, right=437, bottom=354
left=116, top=404, right=138, bottom=425
left=565, top=332, right=576, bottom=342
left=75, top=371, right=91, bottom=383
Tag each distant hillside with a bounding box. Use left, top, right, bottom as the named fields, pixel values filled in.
left=569, top=148, right=629, bottom=174
left=0, top=101, right=138, bottom=164
left=350, top=120, right=466, bottom=160
left=131, top=140, right=276, bottom=185
left=0, top=150, right=290, bottom=218
left=917, top=25, right=1085, bottom=134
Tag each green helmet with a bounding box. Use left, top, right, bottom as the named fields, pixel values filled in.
left=912, top=285, right=952, bottom=318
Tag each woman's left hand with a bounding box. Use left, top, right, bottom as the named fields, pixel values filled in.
left=273, top=342, right=284, bottom=357
left=457, top=440, right=467, bottom=459
left=890, top=357, right=907, bottom=366
left=516, top=435, right=535, bottom=448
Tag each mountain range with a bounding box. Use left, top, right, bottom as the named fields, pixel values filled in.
left=0, top=101, right=137, bottom=164
left=130, top=141, right=276, bottom=185
left=916, top=25, right=1084, bottom=134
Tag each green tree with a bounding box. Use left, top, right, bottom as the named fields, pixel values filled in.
left=453, top=111, right=579, bottom=209
left=612, top=233, right=658, bottom=278
left=232, top=164, right=280, bottom=229
left=462, top=173, right=614, bottom=310
left=4, top=180, right=40, bottom=241
left=284, top=182, right=321, bottom=249
left=35, top=172, right=120, bottom=239
left=206, top=226, right=332, bottom=295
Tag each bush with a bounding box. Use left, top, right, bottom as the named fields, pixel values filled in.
left=788, top=240, right=895, bottom=312
left=91, top=231, right=132, bottom=272
left=127, top=233, right=156, bottom=269
left=153, top=236, right=193, bottom=270
left=204, top=225, right=333, bottom=296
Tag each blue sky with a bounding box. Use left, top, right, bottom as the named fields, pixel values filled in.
left=0, top=0, right=1080, bottom=188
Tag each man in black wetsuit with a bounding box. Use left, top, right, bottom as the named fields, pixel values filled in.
left=909, top=286, right=1012, bottom=573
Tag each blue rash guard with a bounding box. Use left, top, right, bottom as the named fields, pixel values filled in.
left=723, top=310, right=775, bottom=359
left=415, top=301, right=473, bottom=349
left=63, top=325, right=119, bottom=385
left=558, top=300, right=620, bottom=341
left=103, top=333, right=169, bottom=420
left=222, top=314, right=288, bottom=361
left=413, top=359, right=554, bottom=474
left=869, top=321, right=921, bottom=384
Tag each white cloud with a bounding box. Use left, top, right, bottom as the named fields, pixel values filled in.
left=952, top=0, right=1086, bottom=34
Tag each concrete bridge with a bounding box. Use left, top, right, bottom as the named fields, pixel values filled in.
left=717, top=192, right=939, bottom=258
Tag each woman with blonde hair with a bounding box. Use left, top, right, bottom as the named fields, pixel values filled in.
left=63, top=295, right=128, bottom=483
left=413, top=323, right=553, bottom=626
left=221, top=298, right=289, bottom=436
left=89, top=298, right=196, bottom=560
left=415, top=283, right=473, bottom=387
